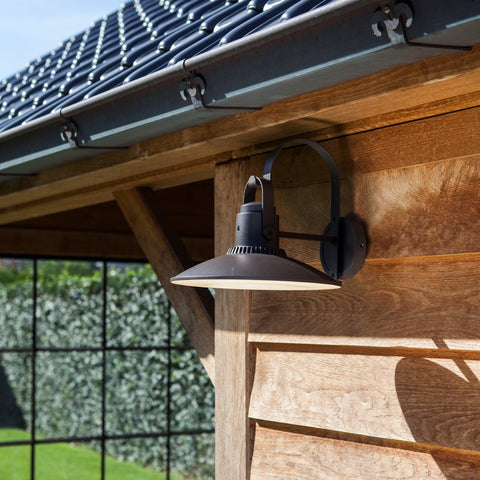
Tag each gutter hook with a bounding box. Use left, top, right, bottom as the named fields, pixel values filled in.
left=372, top=2, right=472, bottom=52
left=59, top=112, right=129, bottom=151
left=180, top=73, right=262, bottom=113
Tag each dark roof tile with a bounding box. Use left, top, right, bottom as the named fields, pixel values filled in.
left=0, top=0, right=336, bottom=133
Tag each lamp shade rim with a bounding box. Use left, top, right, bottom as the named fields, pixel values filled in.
left=171, top=253, right=341, bottom=290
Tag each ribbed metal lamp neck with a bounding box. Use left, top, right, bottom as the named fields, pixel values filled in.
left=227, top=246, right=286, bottom=256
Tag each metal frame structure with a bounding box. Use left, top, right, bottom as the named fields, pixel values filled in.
left=0, top=257, right=214, bottom=480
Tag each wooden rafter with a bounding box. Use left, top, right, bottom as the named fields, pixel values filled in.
left=114, top=187, right=215, bottom=382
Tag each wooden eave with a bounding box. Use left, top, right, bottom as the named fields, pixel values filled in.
left=0, top=46, right=478, bottom=228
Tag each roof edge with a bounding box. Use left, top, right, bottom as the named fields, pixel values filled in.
left=0, top=0, right=479, bottom=179
left=0, top=0, right=378, bottom=143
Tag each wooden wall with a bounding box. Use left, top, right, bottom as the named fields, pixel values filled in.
left=216, top=105, right=480, bottom=479
left=0, top=180, right=213, bottom=261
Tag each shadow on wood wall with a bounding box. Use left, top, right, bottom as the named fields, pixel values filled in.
left=395, top=342, right=480, bottom=479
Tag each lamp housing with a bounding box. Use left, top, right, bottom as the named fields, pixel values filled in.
left=171, top=139, right=366, bottom=291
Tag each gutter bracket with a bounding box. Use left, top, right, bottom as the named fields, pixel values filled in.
left=180, top=73, right=262, bottom=113
left=59, top=116, right=129, bottom=151
left=371, top=3, right=472, bottom=52
left=60, top=119, right=81, bottom=148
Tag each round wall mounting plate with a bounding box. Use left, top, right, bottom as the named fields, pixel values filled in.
left=320, top=215, right=367, bottom=279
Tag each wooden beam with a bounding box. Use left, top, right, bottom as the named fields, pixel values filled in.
left=214, top=159, right=253, bottom=480
left=0, top=227, right=144, bottom=259
left=114, top=187, right=215, bottom=382
left=0, top=157, right=218, bottom=225
left=0, top=227, right=212, bottom=262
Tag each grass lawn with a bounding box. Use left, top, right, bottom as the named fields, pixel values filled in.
left=0, top=429, right=180, bottom=480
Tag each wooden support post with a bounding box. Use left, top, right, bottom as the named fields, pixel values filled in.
left=114, top=187, right=215, bottom=382
left=215, top=160, right=252, bottom=480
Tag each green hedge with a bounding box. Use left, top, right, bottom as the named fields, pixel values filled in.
left=0, top=260, right=214, bottom=479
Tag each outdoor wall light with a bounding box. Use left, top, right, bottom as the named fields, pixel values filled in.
left=171, top=139, right=367, bottom=290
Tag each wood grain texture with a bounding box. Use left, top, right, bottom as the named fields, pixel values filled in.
left=214, top=159, right=253, bottom=480
left=251, top=424, right=480, bottom=480
left=114, top=187, right=215, bottom=381
left=249, top=254, right=480, bottom=350
left=12, top=182, right=213, bottom=234
left=0, top=155, right=218, bottom=225
left=0, top=227, right=144, bottom=259
left=249, top=348, right=480, bottom=452
left=249, top=105, right=480, bottom=179
left=0, top=227, right=212, bottom=262
left=254, top=154, right=480, bottom=262
left=355, top=157, right=480, bottom=259
left=3, top=180, right=214, bottom=260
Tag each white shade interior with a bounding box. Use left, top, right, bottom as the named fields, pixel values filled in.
left=171, top=253, right=341, bottom=291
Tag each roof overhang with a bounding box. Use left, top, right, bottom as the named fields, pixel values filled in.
left=1, top=0, right=479, bottom=179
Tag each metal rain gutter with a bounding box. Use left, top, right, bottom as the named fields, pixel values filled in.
left=0, top=0, right=479, bottom=179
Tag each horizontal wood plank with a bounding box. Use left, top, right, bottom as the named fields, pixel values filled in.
left=2, top=180, right=214, bottom=260
left=0, top=227, right=144, bottom=259
left=250, top=254, right=480, bottom=351
left=249, top=106, right=480, bottom=179
left=249, top=348, right=480, bottom=452
left=0, top=159, right=216, bottom=226
left=257, top=155, right=480, bottom=261
left=252, top=424, right=480, bottom=480
left=0, top=227, right=212, bottom=261
left=355, top=157, right=480, bottom=259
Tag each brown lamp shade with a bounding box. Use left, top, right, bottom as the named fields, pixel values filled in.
left=170, top=253, right=341, bottom=291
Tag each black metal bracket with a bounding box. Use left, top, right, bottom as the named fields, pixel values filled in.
left=279, top=231, right=336, bottom=244
left=179, top=73, right=262, bottom=113
left=262, top=139, right=367, bottom=280
left=371, top=2, right=472, bottom=52
left=59, top=116, right=129, bottom=150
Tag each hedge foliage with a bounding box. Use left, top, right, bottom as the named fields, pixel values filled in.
left=0, top=260, right=214, bottom=479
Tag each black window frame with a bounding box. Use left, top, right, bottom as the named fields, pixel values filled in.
left=0, top=256, right=215, bottom=480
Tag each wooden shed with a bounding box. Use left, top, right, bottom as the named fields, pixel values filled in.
left=0, top=0, right=479, bottom=478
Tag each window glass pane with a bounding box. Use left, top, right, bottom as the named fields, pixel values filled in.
left=170, top=305, right=192, bottom=349
left=106, top=437, right=167, bottom=479
left=0, top=258, right=215, bottom=479
left=0, top=259, right=33, bottom=348
left=171, top=349, right=214, bottom=432
left=106, top=350, right=168, bottom=435
left=36, top=352, right=102, bottom=438
left=36, top=442, right=101, bottom=480
left=0, top=353, right=31, bottom=436
left=0, top=445, right=30, bottom=480
left=170, top=433, right=214, bottom=480
left=37, top=260, right=102, bottom=348
left=107, top=264, right=168, bottom=347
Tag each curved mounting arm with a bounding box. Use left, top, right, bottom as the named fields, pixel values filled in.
left=261, top=138, right=366, bottom=281
left=262, top=138, right=340, bottom=222
left=243, top=175, right=276, bottom=240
